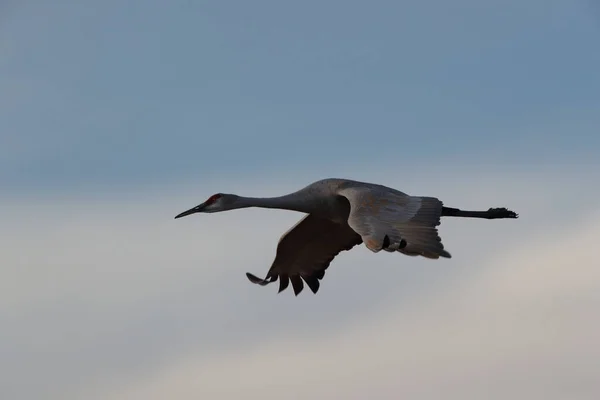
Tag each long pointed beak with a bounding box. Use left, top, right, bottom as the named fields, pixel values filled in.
left=174, top=203, right=206, bottom=219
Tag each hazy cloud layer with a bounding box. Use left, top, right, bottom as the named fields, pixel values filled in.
left=2, top=171, right=599, bottom=400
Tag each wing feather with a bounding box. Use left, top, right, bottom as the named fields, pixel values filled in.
left=246, top=213, right=363, bottom=295
left=338, top=187, right=451, bottom=259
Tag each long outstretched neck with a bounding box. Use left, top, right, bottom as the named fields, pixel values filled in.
left=441, top=206, right=519, bottom=219
left=235, top=193, right=315, bottom=214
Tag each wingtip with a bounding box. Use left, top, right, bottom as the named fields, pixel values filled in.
left=303, top=276, right=320, bottom=294
left=290, top=276, right=304, bottom=296
left=245, top=272, right=256, bottom=281
left=278, top=275, right=289, bottom=293
left=246, top=272, right=265, bottom=285
left=247, top=273, right=322, bottom=296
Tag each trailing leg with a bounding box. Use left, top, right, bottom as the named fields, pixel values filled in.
left=441, top=206, right=518, bottom=219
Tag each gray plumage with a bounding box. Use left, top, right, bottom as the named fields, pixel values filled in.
left=175, top=178, right=518, bottom=296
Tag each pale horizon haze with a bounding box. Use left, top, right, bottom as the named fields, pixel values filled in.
left=1, top=1, right=599, bottom=400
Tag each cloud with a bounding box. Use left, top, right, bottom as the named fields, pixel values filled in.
left=1, top=171, right=599, bottom=400
left=102, top=209, right=600, bottom=400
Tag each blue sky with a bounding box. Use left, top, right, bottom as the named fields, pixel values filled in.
left=2, top=2, right=600, bottom=400
left=2, top=0, right=599, bottom=193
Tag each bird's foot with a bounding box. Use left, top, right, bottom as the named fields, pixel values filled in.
left=487, top=207, right=519, bottom=219
left=381, top=235, right=407, bottom=251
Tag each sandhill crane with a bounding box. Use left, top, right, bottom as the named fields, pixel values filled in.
left=175, top=178, right=518, bottom=296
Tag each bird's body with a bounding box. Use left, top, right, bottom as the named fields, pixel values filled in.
left=175, top=178, right=518, bottom=296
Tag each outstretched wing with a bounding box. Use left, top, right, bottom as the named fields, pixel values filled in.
left=246, top=213, right=363, bottom=295
left=338, top=186, right=451, bottom=259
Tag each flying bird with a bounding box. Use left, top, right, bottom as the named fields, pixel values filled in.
left=174, top=178, right=518, bottom=296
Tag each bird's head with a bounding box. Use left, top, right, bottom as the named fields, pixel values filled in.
left=174, top=193, right=240, bottom=218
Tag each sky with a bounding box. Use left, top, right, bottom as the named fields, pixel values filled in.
left=1, top=1, right=599, bottom=399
